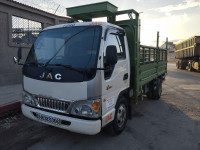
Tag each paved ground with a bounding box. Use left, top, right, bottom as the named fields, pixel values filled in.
left=0, top=84, right=22, bottom=105
left=0, top=63, right=200, bottom=150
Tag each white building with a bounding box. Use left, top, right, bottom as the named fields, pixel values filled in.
left=161, top=42, right=176, bottom=62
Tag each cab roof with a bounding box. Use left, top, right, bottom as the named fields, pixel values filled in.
left=44, top=22, right=124, bottom=31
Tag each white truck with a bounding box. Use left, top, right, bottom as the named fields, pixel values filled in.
left=14, top=2, right=167, bottom=135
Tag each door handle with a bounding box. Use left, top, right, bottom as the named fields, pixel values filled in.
left=123, top=73, right=128, bottom=80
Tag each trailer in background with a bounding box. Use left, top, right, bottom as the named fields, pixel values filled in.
left=175, top=36, right=200, bottom=71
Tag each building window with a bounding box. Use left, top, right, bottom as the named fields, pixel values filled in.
left=12, top=16, right=42, bottom=45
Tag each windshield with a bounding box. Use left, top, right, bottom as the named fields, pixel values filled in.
left=26, top=26, right=102, bottom=69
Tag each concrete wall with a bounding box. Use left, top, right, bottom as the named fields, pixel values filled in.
left=0, top=0, right=69, bottom=86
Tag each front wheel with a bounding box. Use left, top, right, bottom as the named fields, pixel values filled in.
left=109, top=97, right=128, bottom=135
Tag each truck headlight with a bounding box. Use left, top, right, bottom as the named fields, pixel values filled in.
left=22, top=91, right=36, bottom=106
left=71, top=99, right=101, bottom=118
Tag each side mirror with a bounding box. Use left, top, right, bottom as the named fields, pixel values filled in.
left=13, top=47, right=22, bottom=65
left=13, top=56, right=18, bottom=64
left=110, top=31, right=125, bottom=36
left=106, top=45, right=118, bottom=65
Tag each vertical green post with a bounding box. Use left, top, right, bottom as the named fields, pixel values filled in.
left=124, top=12, right=141, bottom=103
left=134, top=14, right=140, bottom=103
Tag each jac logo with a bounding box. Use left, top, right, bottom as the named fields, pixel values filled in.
left=40, top=72, right=61, bottom=80
left=105, top=113, right=112, bottom=123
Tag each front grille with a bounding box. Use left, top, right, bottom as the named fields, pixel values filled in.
left=36, top=97, right=70, bottom=112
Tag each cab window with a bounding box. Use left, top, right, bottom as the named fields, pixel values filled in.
left=104, top=30, right=126, bottom=79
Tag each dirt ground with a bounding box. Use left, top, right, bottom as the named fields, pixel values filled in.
left=0, top=63, right=200, bottom=150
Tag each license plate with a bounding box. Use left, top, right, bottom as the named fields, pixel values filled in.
left=35, top=113, right=60, bottom=125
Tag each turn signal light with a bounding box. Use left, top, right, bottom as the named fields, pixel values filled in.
left=92, top=102, right=100, bottom=111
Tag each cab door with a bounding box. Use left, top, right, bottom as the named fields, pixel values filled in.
left=101, top=28, right=130, bottom=126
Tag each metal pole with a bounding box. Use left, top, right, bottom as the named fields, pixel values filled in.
left=166, top=37, right=168, bottom=50
left=166, top=37, right=168, bottom=62
left=156, top=31, right=159, bottom=62
left=157, top=31, right=159, bottom=48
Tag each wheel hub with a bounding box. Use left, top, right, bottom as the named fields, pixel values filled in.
left=117, top=104, right=126, bottom=128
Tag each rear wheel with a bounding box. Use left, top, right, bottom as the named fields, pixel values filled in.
left=152, top=79, right=162, bottom=100
left=147, top=86, right=153, bottom=99
left=109, top=97, right=128, bottom=135
left=176, top=61, right=179, bottom=69
left=188, top=61, right=193, bottom=72
left=147, top=79, right=162, bottom=100
left=188, top=66, right=193, bottom=72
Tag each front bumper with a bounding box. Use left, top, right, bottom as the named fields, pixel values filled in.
left=21, top=104, right=101, bottom=135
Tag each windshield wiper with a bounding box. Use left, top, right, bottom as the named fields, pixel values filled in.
left=25, top=62, right=45, bottom=66
left=50, top=64, right=85, bottom=74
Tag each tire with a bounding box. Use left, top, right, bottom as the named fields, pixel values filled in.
left=109, top=97, right=129, bottom=135
left=188, top=67, right=193, bottom=72
left=147, top=87, right=153, bottom=99
left=188, top=61, right=193, bottom=72
left=147, top=79, right=162, bottom=100
left=152, top=79, right=162, bottom=100
left=176, top=62, right=179, bottom=69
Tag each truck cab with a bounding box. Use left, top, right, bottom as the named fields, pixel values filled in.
left=21, top=22, right=130, bottom=135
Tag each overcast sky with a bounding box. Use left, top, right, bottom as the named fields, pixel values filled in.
left=16, top=0, right=200, bottom=46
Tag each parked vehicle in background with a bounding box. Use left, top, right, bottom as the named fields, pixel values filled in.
left=14, top=2, right=167, bottom=135
left=175, top=36, right=200, bottom=71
